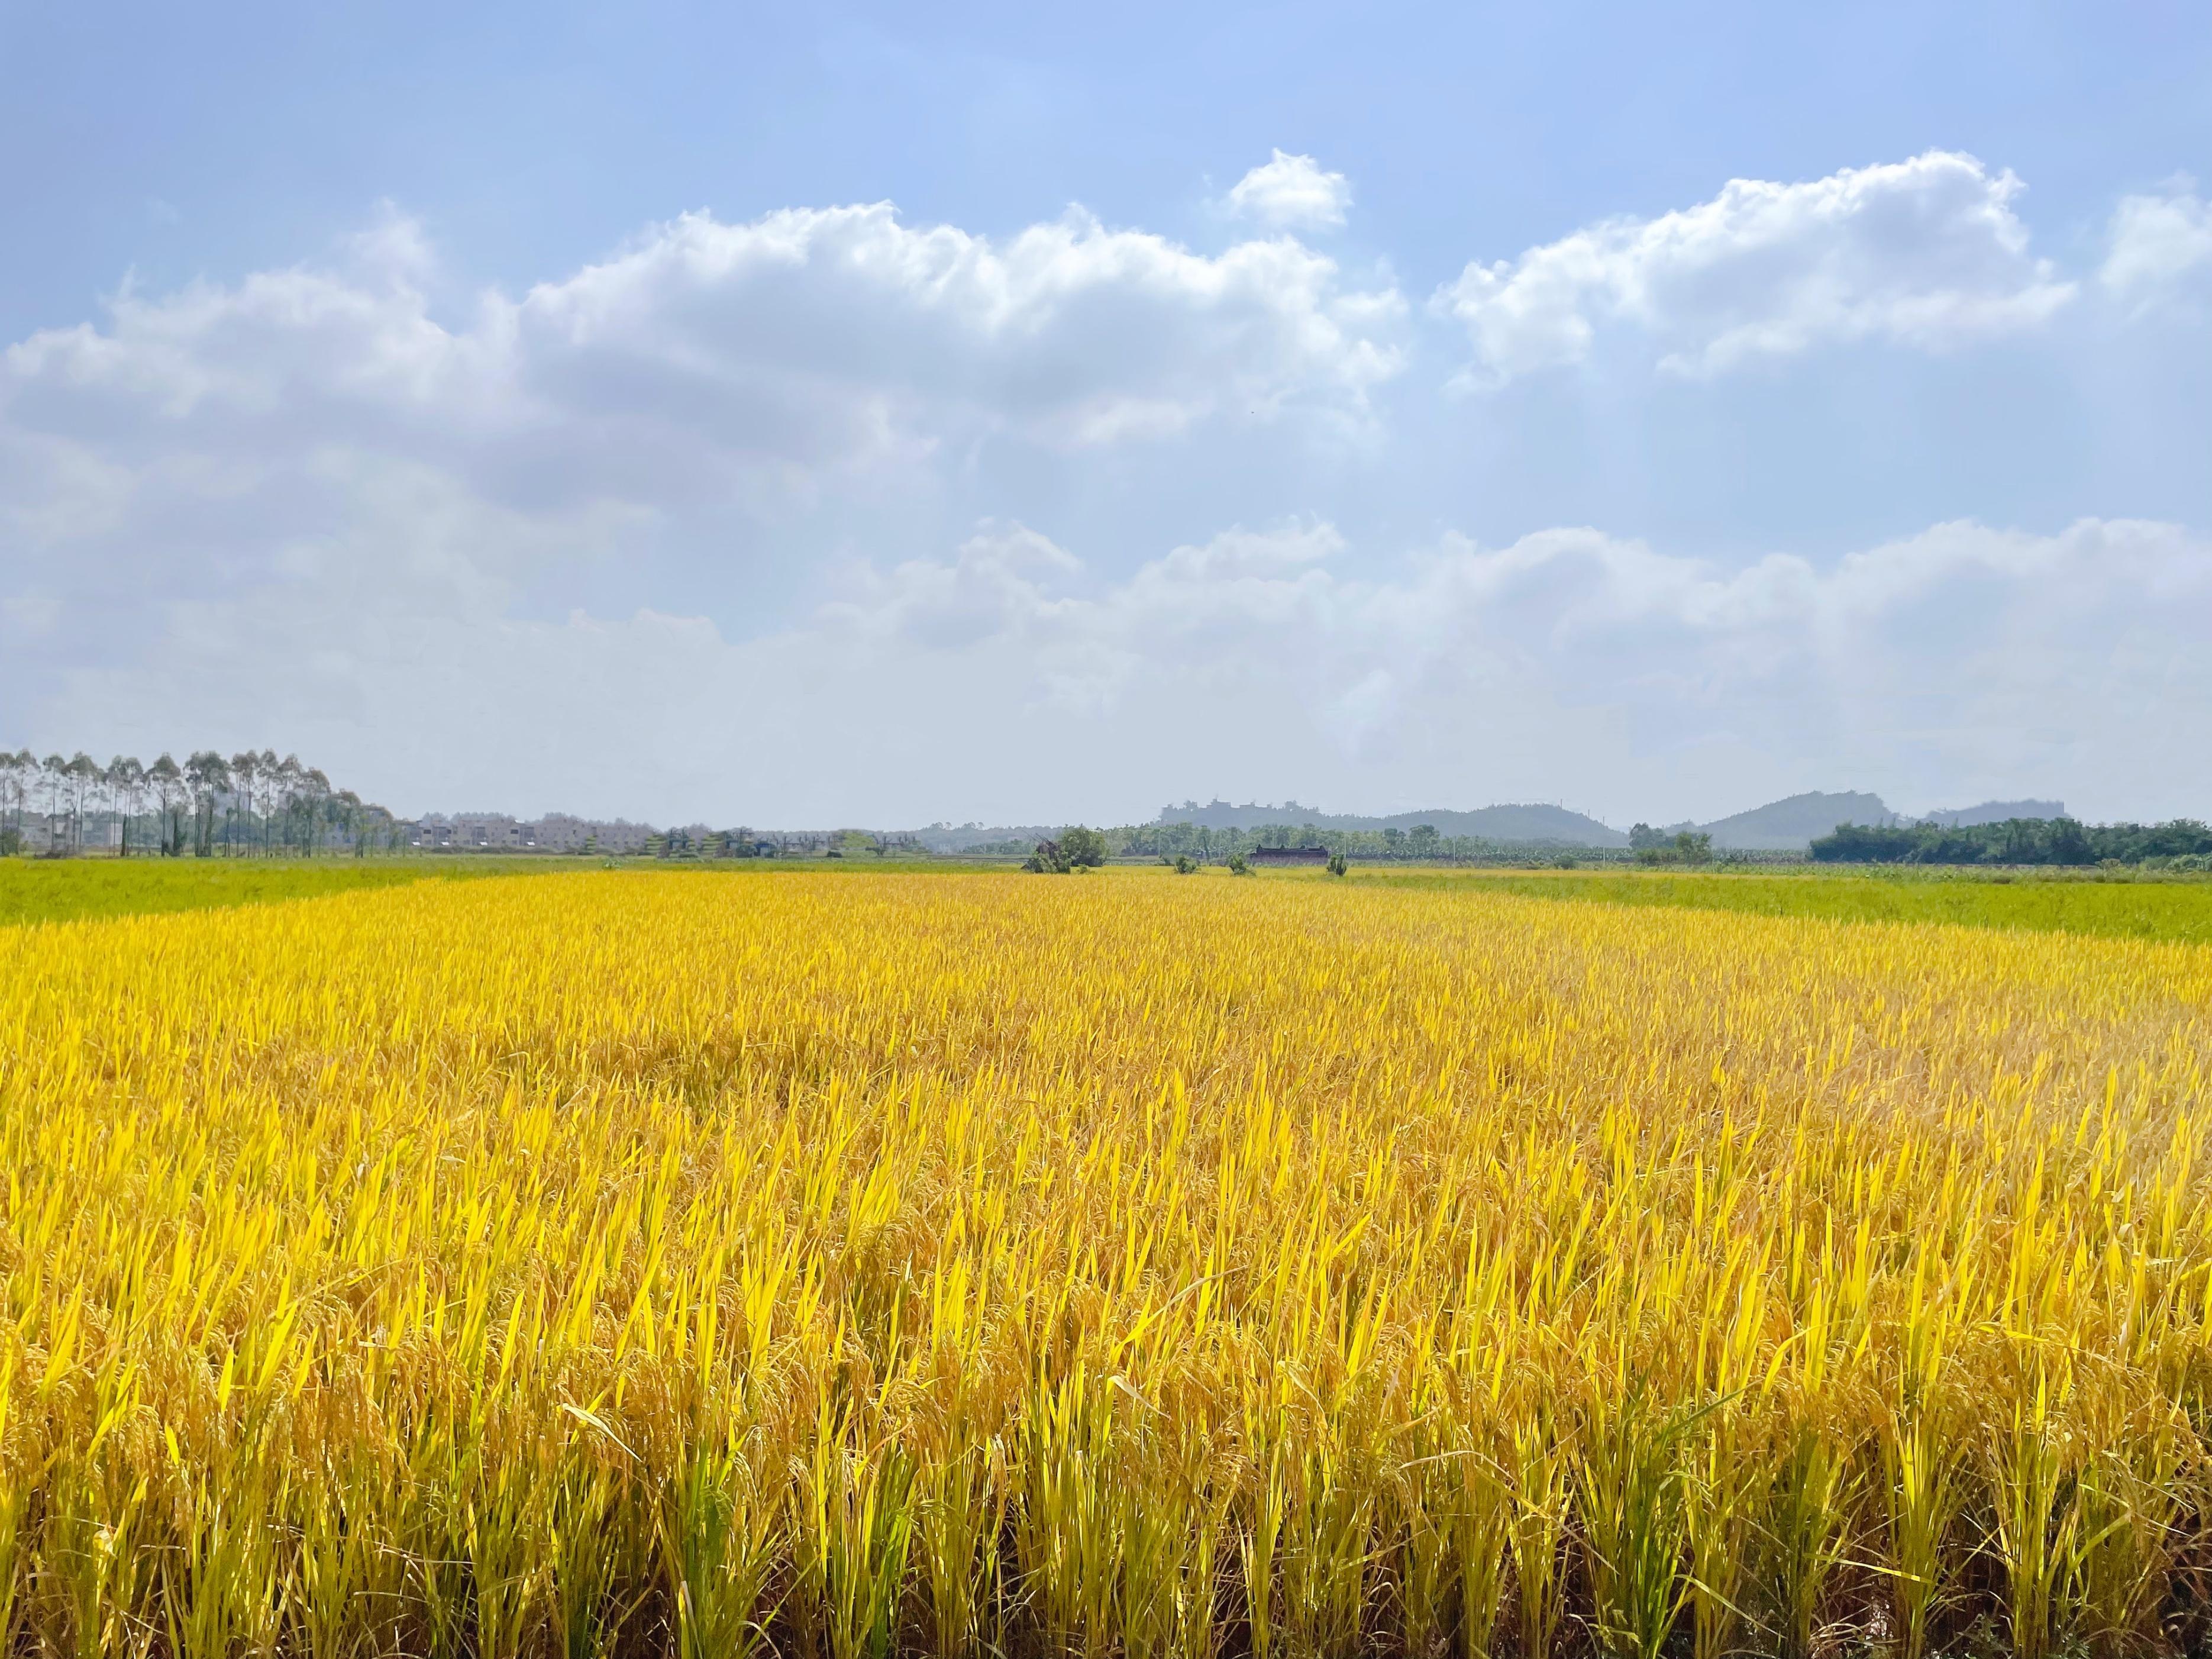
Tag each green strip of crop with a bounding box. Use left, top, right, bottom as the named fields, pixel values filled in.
left=0, top=857, right=585, bottom=927
left=1360, top=869, right=2212, bottom=945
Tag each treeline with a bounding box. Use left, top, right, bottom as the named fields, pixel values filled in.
left=977, top=821, right=1791, bottom=866
left=0, top=748, right=402, bottom=857
left=1811, top=816, right=2212, bottom=867
left=964, top=821, right=1609, bottom=864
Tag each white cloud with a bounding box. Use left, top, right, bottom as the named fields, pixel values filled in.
left=5, top=173, right=2208, bottom=829
left=1436, top=151, right=2076, bottom=384
left=800, top=514, right=2212, bottom=819
left=1224, top=150, right=1354, bottom=231
left=2101, top=181, right=2212, bottom=309
left=0, top=202, right=1404, bottom=572
left=0, top=199, right=1406, bottom=743
left=18, top=505, right=2209, bottom=825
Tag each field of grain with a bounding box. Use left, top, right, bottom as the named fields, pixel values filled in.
left=3, top=869, right=2210, bottom=1659
left=0, top=856, right=599, bottom=929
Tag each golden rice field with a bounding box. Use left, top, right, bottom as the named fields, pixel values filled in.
left=4, top=868, right=2212, bottom=1659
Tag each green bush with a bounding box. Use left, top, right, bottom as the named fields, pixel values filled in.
left=1059, top=826, right=1108, bottom=867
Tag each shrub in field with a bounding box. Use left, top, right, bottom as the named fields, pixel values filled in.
left=1058, top=827, right=1107, bottom=867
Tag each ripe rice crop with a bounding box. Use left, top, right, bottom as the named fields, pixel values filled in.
left=2, top=869, right=2210, bottom=1659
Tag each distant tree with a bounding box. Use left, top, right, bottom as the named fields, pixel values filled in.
left=1226, top=852, right=1252, bottom=876
left=108, top=756, right=146, bottom=856
left=1174, top=854, right=1196, bottom=874
left=1629, top=823, right=1670, bottom=853
left=64, top=754, right=99, bottom=853
left=1810, top=822, right=1921, bottom=863
left=1060, top=826, right=1107, bottom=867
left=226, top=751, right=260, bottom=854
left=1025, top=838, right=1071, bottom=873
left=38, top=756, right=65, bottom=842
left=0, top=751, right=27, bottom=843
left=186, top=753, right=230, bottom=856
left=1326, top=851, right=1348, bottom=877
left=2048, top=818, right=2094, bottom=866
left=271, top=754, right=305, bottom=853
left=1408, top=824, right=1439, bottom=857
left=143, top=755, right=184, bottom=854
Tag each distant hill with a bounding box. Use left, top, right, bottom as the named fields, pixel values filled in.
left=1915, top=799, right=2066, bottom=828
left=1155, top=799, right=1629, bottom=847
left=1695, top=791, right=1898, bottom=851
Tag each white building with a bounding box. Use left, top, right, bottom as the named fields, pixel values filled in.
left=405, top=812, right=657, bottom=854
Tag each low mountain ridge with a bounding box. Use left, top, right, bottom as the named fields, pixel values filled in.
left=1692, top=790, right=1899, bottom=851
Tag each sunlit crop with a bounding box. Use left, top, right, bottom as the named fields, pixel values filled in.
left=3, top=869, right=2211, bottom=1658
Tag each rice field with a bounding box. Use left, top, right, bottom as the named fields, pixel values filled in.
left=0, top=857, right=577, bottom=929
left=1359, top=869, right=2212, bottom=946
left=4, top=868, right=2211, bottom=1659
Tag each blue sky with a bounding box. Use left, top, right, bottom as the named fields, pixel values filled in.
left=4, top=2, right=2208, bottom=825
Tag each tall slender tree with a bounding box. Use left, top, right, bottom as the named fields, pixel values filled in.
left=186, top=752, right=230, bottom=857
left=263, top=751, right=280, bottom=853
left=0, top=751, right=28, bottom=843
left=108, top=756, right=146, bottom=856
left=64, top=754, right=99, bottom=853
left=272, top=753, right=304, bottom=854
left=38, top=755, right=67, bottom=849
left=147, top=754, right=185, bottom=855
left=228, top=751, right=261, bottom=856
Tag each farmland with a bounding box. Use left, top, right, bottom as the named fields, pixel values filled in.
left=1362, top=867, right=2212, bottom=947
left=3, top=867, right=2211, bottom=1658
left=0, top=856, right=587, bottom=929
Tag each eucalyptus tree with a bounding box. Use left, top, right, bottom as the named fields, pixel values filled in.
left=38, top=756, right=66, bottom=850
left=108, top=756, right=146, bottom=856
left=64, top=754, right=100, bottom=852
left=186, top=752, right=229, bottom=856
left=227, top=751, right=260, bottom=854
left=298, top=765, right=332, bottom=853
left=147, top=754, right=185, bottom=854
left=271, top=754, right=305, bottom=853
left=40, top=756, right=66, bottom=842
left=0, top=751, right=30, bottom=841
left=258, top=750, right=282, bottom=853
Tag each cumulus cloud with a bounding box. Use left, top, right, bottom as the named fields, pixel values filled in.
left=0, top=202, right=1404, bottom=570
left=2101, top=182, right=2212, bottom=309
left=0, top=198, right=1406, bottom=751
left=1223, top=151, right=1354, bottom=231
left=1436, top=151, right=2076, bottom=384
